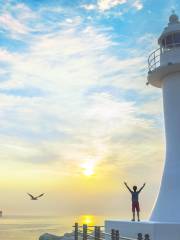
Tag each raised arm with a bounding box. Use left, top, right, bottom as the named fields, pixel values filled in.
left=138, top=183, right=146, bottom=193
left=124, top=182, right=132, bottom=193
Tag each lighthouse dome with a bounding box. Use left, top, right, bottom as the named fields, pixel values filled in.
left=148, top=12, right=180, bottom=88
left=158, top=12, right=180, bottom=46
left=169, top=12, right=179, bottom=24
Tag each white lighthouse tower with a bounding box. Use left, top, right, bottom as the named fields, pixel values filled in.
left=148, top=11, right=180, bottom=223
left=105, top=12, right=180, bottom=240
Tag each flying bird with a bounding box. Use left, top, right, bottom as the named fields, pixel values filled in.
left=27, top=193, right=45, bottom=200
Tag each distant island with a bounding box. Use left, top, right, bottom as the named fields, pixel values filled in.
left=39, top=232, right=73, bottom=240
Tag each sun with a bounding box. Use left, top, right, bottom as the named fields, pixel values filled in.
left=84, top=168, right=94, bottom=176
left=81, top=162, right=95, bottom=176
left=80, top=215, right=95, bottom=225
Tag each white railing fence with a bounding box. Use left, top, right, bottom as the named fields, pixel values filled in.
left=73, top=223, right=150, bottom=240
left=148, top=43, right=180, bottom=72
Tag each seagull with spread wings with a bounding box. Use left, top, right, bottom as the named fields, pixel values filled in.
left=27, top=193, right=45, bottom=200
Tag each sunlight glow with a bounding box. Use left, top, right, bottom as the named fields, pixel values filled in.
left=81, top=215, right=95, bottom=225
left=81, top=162, right=95, bottom=176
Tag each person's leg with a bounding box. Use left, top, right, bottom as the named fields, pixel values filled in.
left=132, top=203, right=135, bottom=221
left=132, top=202, right=136, bottom=221
left=137, top=211, right=140, bottom=221
left=136, top=202, right=140, bottom=221
left=132, top=211, right=135, bottom=221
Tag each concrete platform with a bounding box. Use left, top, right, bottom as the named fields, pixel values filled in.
left=105, top=220, right=180, bottom=240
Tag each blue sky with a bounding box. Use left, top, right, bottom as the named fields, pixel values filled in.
left=0, top=0, right=178, bottom=217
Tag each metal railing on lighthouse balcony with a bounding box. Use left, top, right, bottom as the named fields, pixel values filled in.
left=72, top=223, right=150, bottom=240
left=148, top=43, right=180, bottom=72
left=148, top=48, right=161, bottom=72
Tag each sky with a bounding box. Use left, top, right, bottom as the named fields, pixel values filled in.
left=0, top=0, right=179, bottom=220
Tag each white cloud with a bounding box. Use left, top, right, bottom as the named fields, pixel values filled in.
left=0, top=3, right=38, bottom=39
left=84, top=0, right=143, bottom=12
left=0, top=48, right=17, bottom=61
left=12, top=3, right=37, bottom=21
left=0, top=13, right=29, bottom=35
left=82, top=4, right=97, bottom=11
left=98, top=0, right=127, bottom=11
left=0, top=19, right=156, bottom=171
left=132, top=0, right=143, bottom=10
left=0, top=2, right=158, bottom=179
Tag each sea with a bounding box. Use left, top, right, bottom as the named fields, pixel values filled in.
left=0, top=215, right=105, bottom=240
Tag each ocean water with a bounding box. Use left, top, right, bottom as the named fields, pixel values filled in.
left=0, top=215, right=105, bottom=240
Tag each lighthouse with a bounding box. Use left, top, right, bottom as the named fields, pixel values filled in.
left=148, top=11, right=180, bottom=223
left=106, top=13, right=180, bottom=240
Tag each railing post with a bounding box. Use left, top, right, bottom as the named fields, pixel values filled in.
left=115, top=230, right=119, bottom=240
left=83, top=224, right=88, bottom=240
left=111, top=229, right=116, bottom=240
left=137, top=233, right=143, bottom=240
left=95, top=226, right=101, bottom=240
left=160, top=46, right=162, bottom=54
left=74, top=223, right=78, bottom=240
left=144, top=234, right=150, bottom=240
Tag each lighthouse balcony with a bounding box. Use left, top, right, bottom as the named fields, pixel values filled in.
left=148, top=44, right=180, bottom=88
left=148, top=44, right=180, bottom=72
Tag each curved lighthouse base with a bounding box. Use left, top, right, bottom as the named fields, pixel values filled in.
left=105, top=220, right=180, bottom=240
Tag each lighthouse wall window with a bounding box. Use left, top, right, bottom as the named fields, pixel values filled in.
left=161, top=32, right=180, bottom=49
